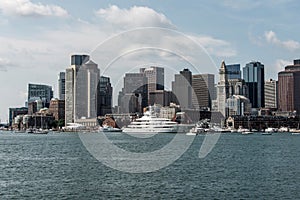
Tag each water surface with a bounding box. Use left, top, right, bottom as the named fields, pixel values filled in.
left=0, top=131, right=299, bottom=199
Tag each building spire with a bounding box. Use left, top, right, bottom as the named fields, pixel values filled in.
left=221, top=60, right=226, bottom=69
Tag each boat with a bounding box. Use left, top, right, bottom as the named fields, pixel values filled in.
left=263, top=127, right=276, bottom=135
left=26, top=128, right=34, bottom=134
left=34, top=129, right=48, bottom=134
left=241, top=131, right=253, bottom=135
left=99, top=125, right=122, bottom=132
left=261, top=132, right=272, bottom=135
left=291, top=132, right=300, bottom=135
left=237, top=126, right=253, bottom=134
left=278, top=127, right=289, bottom=132
left=209, top=125, right=231, bottom=133
left=188, top=124, right=205, bottom=135
left=289, top=128, right=300, bottom=133
left=122, top=110, right=178, bottom=133
left=27, top=128, right=48, bottom=134
left=186, top=132, right=197, bottom=136
left=14, top=130, right=26, bottom=133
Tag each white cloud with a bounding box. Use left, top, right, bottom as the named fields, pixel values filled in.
left=191, top=35, right=236, bottom=57
left=95, top=5, right=174, bottom=29
left=264, top=30, right=300, bottom=51
left=0, top=0, right=68, bottom=17
left=275, top=59, right=292, bottom=71
left=0, top=4, right=238, bottom=120
left=0, top=57, right=13, bottom=71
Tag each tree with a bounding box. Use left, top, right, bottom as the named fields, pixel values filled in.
left=58, top=119, right=65, bottom=129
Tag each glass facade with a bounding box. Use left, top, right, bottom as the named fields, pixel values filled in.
left=58, top=72, right=65, bottom=100
left=243, top=62, right=265, bottom=108
left=28, top=83, right=53, bottom=107
left=98, top=76, right=113, bottom=116
left=226, top=64, right=241, bottom=80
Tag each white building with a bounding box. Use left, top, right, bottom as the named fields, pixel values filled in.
left=227, top=95, right=251, bottom=116
left=140, top=66, right=164, bottom=104
left=264, top=79, right=277, bottom=109
left=65, top=55, right=100, bottom=124
left=217, top=61, right=229, bottom=118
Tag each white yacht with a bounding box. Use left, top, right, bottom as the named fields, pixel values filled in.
left=122, top=111, right=178, bottom=133
left=263, top=127, right=276, bottom=135
left=99, top=125, right=122, bottom=132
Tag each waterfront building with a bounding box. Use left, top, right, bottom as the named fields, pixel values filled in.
left=8, top=107, right=28, bottom=126
left=227, top=115, right=300, bottom=131
left=65, top=55, right=100, bottom=124
left=278, top=59, right=300, bottom=114
left=243, top=61, right=265, bottom=108
left=172, top=69, right=193, bottom=109
left=192, top=74, right=215, bottom=109
left=28, top=83, right=53, bottom=108
left=49, top=98, right=65, bottom=121
left=119, top=73, right=148, bottom=113
left=228, top=79, right=248, bottom=97
left=98, top=76, right=113, bottom=116
left=264, top=79, right=278, bottom=109
left=227, top=95, right=251, bottom=116
left=217, top=61, right=229, bottom=118
left=58, top=72, right=66, bottom=100
left=22, top=112, right=55, bottom=130
left=75, top=118, right=98, bottom=128
left=226, top=64, right=241, bottom=80
left=149, top=90, right=176, bottom=107
left=119, top=93, right=141, bottom=114
left=28, top=101, right=37, bottom=115
left=140, top=67, right=164, bottom=104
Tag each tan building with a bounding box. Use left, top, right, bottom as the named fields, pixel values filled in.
left=49, top=98, right=65, bottom=121
left=278, top=59, right=300, bottom=114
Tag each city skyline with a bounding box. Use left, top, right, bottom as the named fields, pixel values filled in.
left=1, top=1, right=300, bottom=121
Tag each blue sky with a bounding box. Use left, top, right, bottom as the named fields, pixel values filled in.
left=0, top=0, right=299, bottom=121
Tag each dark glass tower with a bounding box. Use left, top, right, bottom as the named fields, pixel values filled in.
left=97, top=76, right=113, bottom=116
left=226, top=64, right=241, bottom=80
left=243, top=62, right=265, bottom=108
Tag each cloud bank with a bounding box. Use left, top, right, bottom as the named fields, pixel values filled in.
left=96, top=5, right=174, bottom=29
left=264, top=31, right=300, bottom=51
left=0, top=0, right=68, bottom=17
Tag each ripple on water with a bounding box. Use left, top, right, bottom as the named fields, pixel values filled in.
left=0, top=132, right=299, bottom=199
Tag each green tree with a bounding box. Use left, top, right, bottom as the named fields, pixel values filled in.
left=58, top=119, right=65, bottom=129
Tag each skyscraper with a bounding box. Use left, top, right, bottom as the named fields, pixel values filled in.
left=226, top=64, right=241, bottom=79
left=278, top=59, right=300, bottom=114
left=140, top=66, right=164, bottom=104
left=264, top=79, right=278, bottom=109
left=243, top=61, right=265, bottom=108
left=119, top=73, right=148, bottom=113
left=192, top=74, right=215, bottom=109
left=58, top=72, right=65, bottom=100
left=65, top=55, right=99, bottom=124
left=172, top=69, right=193, bottom=109
left=28, top=83, right=53, bottom=107
left=217, top=61, right=229, bottom=117
left=98, top=76, right=113, bottom=116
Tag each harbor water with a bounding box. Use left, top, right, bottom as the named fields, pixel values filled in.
left=0, top=131, right=299, bottom=199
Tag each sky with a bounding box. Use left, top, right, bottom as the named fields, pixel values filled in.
left=0, top=0, right=300, bottom=122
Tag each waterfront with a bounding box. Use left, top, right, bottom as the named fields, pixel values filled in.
left=0, top=131, right=299, bottom=199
